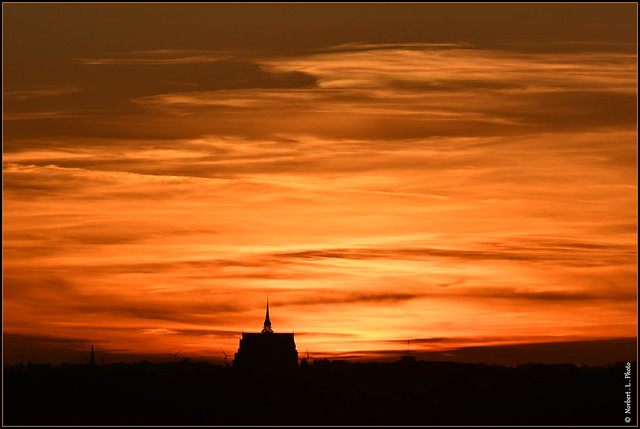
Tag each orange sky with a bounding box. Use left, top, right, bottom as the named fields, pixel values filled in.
left=3, top=4, right=637, bottom=366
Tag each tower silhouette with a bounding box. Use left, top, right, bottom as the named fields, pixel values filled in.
left=261, top=299, right=273, bottom=333
left=234, top=300, right=297, bottom=372
left=88, top=344, right=96, bottom=367
left=400, top=340, right=416, bottom=363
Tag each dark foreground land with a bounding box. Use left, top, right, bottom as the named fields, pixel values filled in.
left=4, top=359, right=636, bottom=426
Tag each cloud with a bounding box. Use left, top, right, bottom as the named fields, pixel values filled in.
left=278, top=285, right=632, bottom=310
left=338, top=338, right=637, bottom=366
left=72, top=56, right=229, bottom=65
left=4, top=332, right=92, bottom=347
left=72, top=48, right=260, bottom=65
left=4, top=111, right=80, bottom=120
left=295, top=332, right=356, bottom=337
left=321, top=42, right=471, bottom=52
left=4, top=86, right=78, bottom=101
left=169, top=328, right=240, bottom=337
left=287, top=292, right=424, bottom=306
left=274, top=239, right=635, bottom=267
left=465, top=287, right=632, bottom=302
left=4, top=58, right=318, bottom=141
left=112, top=44, right=636, bottom=141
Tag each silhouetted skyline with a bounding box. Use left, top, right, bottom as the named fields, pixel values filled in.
left=4, top=358, right=636, bottom=426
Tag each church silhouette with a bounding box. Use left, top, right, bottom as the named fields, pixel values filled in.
left=233, top=300, right=298, bottom=371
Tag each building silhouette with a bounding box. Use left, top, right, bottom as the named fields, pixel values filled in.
left=233, top=300, right=298, bottom=371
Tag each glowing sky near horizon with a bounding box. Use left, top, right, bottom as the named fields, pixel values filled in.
left=3, top=4, right=637, bottom=364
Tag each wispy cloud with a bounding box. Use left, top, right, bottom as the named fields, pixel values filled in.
left=73, top=56, right=229, bottom=65
left=275, top=238, right=635, bottom=267
left=121, top=44, right=635, bottom=141
left=287, top=292, right=424, bottom=306
left=72, top=49, right=236, bottom=65
left=4, top=111, right=80, bottom=120
left=321, top=42, right=470, bottom=52
left=4, top=86, right=78, bottom=101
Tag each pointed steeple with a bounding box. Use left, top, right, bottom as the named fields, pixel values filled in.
left=89, top=344, right=96, bottom=366
left=261, top=299, right=273, bottom=333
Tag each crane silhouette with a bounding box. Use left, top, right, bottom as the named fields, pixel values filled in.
left=166, top=350, right=182, bottom=362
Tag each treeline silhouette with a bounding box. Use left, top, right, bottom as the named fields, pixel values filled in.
left=4, top=359, right=635, bottom=426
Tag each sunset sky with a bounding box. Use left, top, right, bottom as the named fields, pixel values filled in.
left=3, top=3, right=637, bottom=366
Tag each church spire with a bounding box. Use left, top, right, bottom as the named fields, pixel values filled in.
left=261, top=299, right=273, bottom=333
